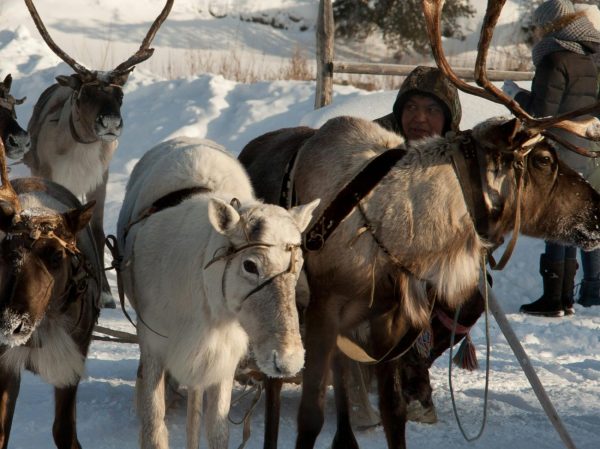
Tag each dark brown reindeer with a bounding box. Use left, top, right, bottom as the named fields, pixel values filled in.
left=23, top=0, right=173, bottom=307
left=238, top=1, right=600, bottom=447
left=0, top=74, right=30, bottom=160
left=0, top=137, right=101, bottom=449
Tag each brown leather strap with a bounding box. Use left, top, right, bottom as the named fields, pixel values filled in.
left=279, top=148, right=300, bottom=208
left=124, top=186, right=211, bottom=238
left=303, top=148, right=406, bottom=251
left=337, top=325, right=423, bottom=364
left=451, top=132, right=490, bottom=239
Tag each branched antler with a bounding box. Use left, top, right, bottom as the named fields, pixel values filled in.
left=112, top=0, right=174, bottom=77
left=25, top=0, right=174, bottom=81
left=24, top=0, right=93, bottom=79
left=422, top=0, right=600, bottom=151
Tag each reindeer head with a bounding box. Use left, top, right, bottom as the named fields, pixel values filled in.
left=423, top=0, right=600, bottom=260
left=0, top=139, right=94, bottom=347
left=206, top=198, right=319, bottom=378
left=25, top=0, right=173, bottom=143
left=0, top=74, right=29, bottom=159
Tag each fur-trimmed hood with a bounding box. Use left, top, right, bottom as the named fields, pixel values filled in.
left=374, top=66, right=462, bottom=138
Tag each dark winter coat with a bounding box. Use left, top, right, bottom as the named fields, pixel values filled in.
left=515, top=50, right=598, bottom=117
left=515, top=50, right=600, bottom=182
left=374, top=66, right=462, bottom=138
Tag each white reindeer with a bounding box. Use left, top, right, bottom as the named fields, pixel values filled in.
left=116, top=137, right=318, bottom=449
left=23, top=0, right=173, bottom=307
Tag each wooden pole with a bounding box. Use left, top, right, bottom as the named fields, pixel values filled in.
left=333, top=61, right=533, bottom=81
left=486, top=287, right=577, bottom=449
left=315, top=0, right=334, bottom=109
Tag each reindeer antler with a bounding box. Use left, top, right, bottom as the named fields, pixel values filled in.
left=0, top=140, right=21, bottom=214
left=25, top=0, right=173, bottom=82
left=422, top=0, right=600, bottom=145
left=111, top=0, right=174, bottom=77
left=24, top=0, right=94, bottom=79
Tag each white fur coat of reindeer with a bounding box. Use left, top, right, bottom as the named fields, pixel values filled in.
left=117, top=137, right=318, bottom=449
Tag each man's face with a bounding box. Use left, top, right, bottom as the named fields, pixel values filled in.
left=401, top=94, right=446, bottom=142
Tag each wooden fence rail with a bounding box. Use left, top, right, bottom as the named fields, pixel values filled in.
left=315, top=0, right=534, bottom=109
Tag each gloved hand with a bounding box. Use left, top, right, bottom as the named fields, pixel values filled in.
left=502, top=80, right=525, bottom=99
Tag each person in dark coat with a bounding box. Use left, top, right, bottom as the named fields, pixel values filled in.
left=375, top=65, right=461, bottom=140
left=504, top=0, right=600, bottom=316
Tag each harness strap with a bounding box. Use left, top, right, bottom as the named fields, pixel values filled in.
left=434, top=308, right=473, bottom=335
left=450, top=132, right=490, bottom=239
left=279, top=147, right=300, bottom=208
left=123, top=186, right=212, bottom=238
left=488, top=154, right=527, bottom=271
left=303, top=148, right=406, bottom=251
left=336, top=325, right=424, bottom=364
left=69, top=111, right=98, bottom=145
left=105, top=235, right=137, bottom=328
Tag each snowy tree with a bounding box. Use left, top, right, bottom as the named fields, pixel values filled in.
left=333, top=0, right=476, bottom=60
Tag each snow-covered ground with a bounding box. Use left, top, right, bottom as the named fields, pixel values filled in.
left=1, top=0, right=600, bottom=448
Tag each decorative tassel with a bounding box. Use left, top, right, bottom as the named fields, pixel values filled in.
left=414, top=328, right=433, bottom=358
left=452, top=334, right=478, bottom=371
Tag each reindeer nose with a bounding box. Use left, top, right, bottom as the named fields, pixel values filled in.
left=5, top=132, right=31, bottom=157
left=97, top=114, right=123, bottom=131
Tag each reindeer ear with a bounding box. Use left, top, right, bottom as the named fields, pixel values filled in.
left=497, top=118, right=521, bottom=148
left=2, top=74, right=12, bottom=91
left=110, top=71, right=130, bottom=87
left=56, top=75, right=82, bottom=91
left=208, top=198, right=240, bottom=235
left=289, top=199, right=320, bottom=233
left=0, top=200, right=16, bottom=232
left=63, top=201, right=95, bottom=235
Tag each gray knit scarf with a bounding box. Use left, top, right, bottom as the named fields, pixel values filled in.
left=532, top=15, right=600, bottom=66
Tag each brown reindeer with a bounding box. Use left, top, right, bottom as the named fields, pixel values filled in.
left=0, top=138, right=101, bottom=449
left=237, top=1, right=600, bottom=448
left=0, top=74, right=30, bottom=160
left=23, top=0, right=173, bottom=307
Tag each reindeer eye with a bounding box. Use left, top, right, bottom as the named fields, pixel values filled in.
left=533, top=154, right=553, bottom=168
left=47, top=248, right=65, bottom=269
left=243, top=260, right=259, bottom=275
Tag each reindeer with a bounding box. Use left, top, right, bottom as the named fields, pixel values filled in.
left=117, top=138, right=318, bottom=449
left=237, top=1, right=600, bottom=447
left=0, top=138, right=101, bottom=449
left=23, top=0, right=173, bottom=307
left=116, top=137, right=318, bottom=449
left=0, top=74, right=30, bottom=160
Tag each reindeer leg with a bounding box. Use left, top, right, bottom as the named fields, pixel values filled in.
left=263, top=377, right=283, bottom=449
left=86, top=169, right=115, bottom=308
left=187, top=386, right=203, bottom=449
left=296, top=294, right=339, bottom=449
left=52, top=383, right=81, bottom=449
left=331, top=352, right=359, bottom=449
left=0, top=368, right=20, bottom=449
left=374, top=358, right=407, bottom=449
left=371, top=312, right=408, bottom=449
left=137, top=354, right=168, bottom=449
left=205, top=378, right=233, bottom=449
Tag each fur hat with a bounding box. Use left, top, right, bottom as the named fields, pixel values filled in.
left=533, top=0, right=575, bottom=28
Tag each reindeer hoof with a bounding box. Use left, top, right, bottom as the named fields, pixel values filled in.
left=406, top=400, right=437, bottom=424
left=100, top=292, right=116, bottom=309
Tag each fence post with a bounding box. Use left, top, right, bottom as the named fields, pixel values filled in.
left=315, top=0, right=334, bottom=109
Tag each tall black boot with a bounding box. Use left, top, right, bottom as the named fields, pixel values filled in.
left=520, top=254, right=564, bottom=317
left=579, top=279, right=600, bottom=307
left=562, top=258, right=578, bottom=316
